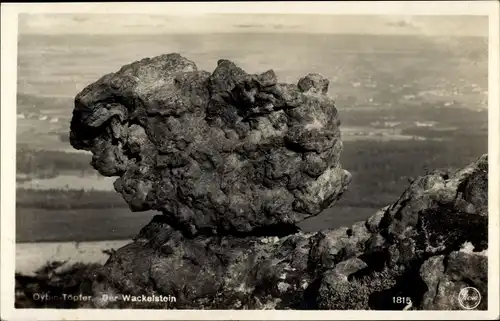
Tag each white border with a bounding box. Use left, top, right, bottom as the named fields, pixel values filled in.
left=1, top=2, right=499, bottom=320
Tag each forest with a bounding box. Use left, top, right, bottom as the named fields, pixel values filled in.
left=339, top=138, right=485, bottom=208
left=16, top=188, right=126, bottom=210
left=15, top=133, right=487, bottom=211
left=16, top=146, right=94, bottom=180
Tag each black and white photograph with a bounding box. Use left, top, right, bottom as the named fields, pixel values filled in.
left=1, top=2, right=499, bottom=320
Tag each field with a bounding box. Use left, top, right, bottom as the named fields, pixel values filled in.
left=16, top=240, right=130, bottom=275
left=16, top=207, right=153, bottom=243
left=16, top=205, right=379, bottom=244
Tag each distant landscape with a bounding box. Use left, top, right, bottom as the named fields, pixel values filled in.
left=15, top=33, right=487, bottom=274
left=16, top=127, right=488, bottom=242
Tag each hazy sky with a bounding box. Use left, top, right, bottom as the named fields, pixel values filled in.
left=18, top=14, right=488, bottom=37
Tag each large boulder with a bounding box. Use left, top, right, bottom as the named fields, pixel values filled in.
left=70, top=54, right=350, bottom=237
left=378, top=154, right=488, bottom=268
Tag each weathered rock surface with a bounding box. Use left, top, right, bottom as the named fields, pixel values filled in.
left=70, top=53, right=350, bottom=237
left=75, top=155, right=487, bottom=310
left=419, top=247, right=487, bottom=310
left=315, top=154, right=488, bottom=310
left=79, top=214, right=372, bottom=309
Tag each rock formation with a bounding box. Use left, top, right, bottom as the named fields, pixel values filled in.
left=70, top=53, right=350, bottom=237
left=69, top=54, right=488, bottom=310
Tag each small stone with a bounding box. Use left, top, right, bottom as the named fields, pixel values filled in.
left=277, top=282, right=291, bottom=293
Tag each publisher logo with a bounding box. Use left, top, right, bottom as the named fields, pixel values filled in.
left=458, top=287, right=481, bottom=310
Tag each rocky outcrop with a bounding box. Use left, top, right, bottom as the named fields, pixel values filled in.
left=315, top=154, right=488, bottom=310
left=69, top=54, right=488, bottom=310
left=70, top=53, right=350, bottom=237
left=75, top=155, right=488, bottom=310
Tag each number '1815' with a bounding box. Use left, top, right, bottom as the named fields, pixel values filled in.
left=393, top=297, right=412, bottom=305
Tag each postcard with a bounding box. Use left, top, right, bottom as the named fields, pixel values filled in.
left=1, top=1, right=498, bottom=320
